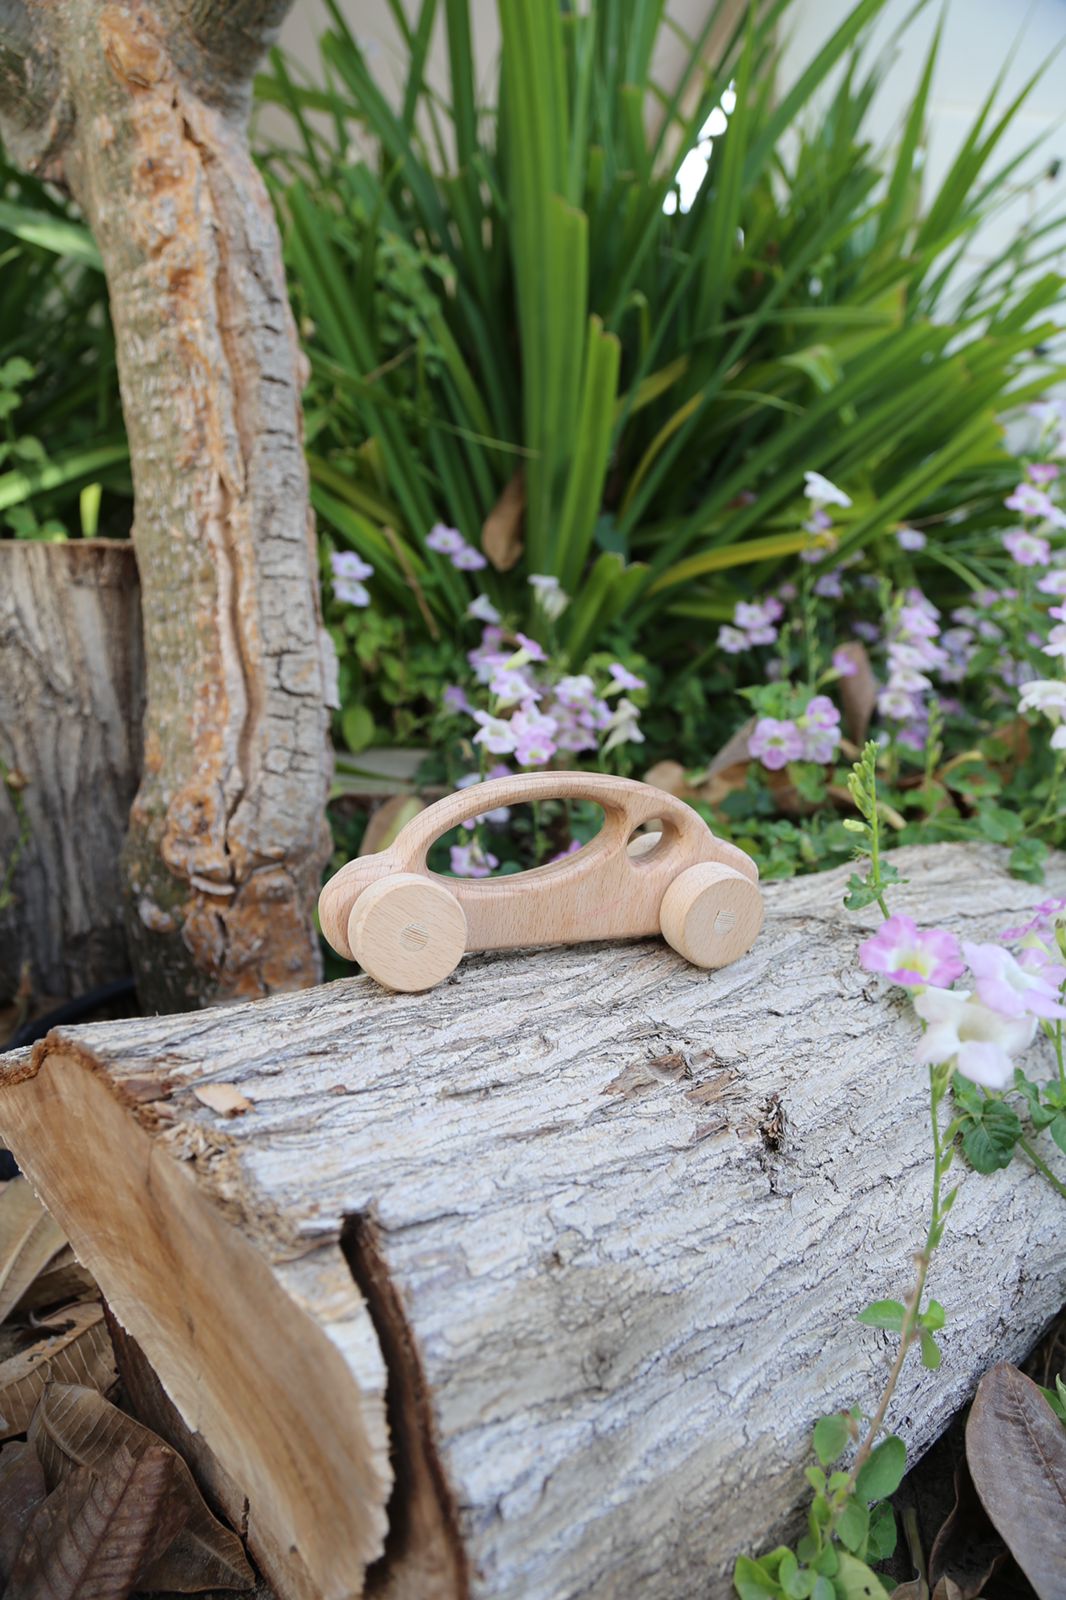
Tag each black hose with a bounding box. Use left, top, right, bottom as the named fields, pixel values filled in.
left=4, top=976, right=138, bottom=1053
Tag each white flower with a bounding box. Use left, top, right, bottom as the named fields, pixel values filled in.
left=1019, top=679, right=1066, bottom=720
left=426, top=523, right=465, bottom=555
left=472, top=712, right=517, bottom=755
left=914, top=986, right=1036, bottom=1089
left=1042, top=625, right=1066, bottom=660
left=489, top=667, right=539, bottom=707
left=528, top=573, right=570, bottom=621
left=803, top=470, right=852, bottom=509
left=466, top=594, right=501, bottom=624
left=333, top=578, right=370, bottom=607
left=331, top=550, right=374, bottom=582
left=601, top=697, right=644, bottom=755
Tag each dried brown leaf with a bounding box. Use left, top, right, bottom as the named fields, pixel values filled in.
left=481, top=469, right=525, bottom=571
left=927, top=1457, right=1007, bottom=1600
left=191, top=1084, right=253, bottom=1119
left=30, top=1384, right=254, bottom=1592
left=966, top=1361, right=1066, bottom=1600
left=14, top=1246, right=97, bottom=1314
left=837, top=640, right=878, bottom=745
left=0, top=1177, right=67, bottom=1322
left=0, top=1440, right=47, bottom=1584
left=359, top=794, right=425, bottom=857
left=6, top=1439, right=185, bottom=1600
left=0, top=1302, right=117, bottom=1440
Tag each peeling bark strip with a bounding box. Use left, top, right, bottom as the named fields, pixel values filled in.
left=0, top=541, right=144, bottom=1001
left=0, top=0, right=331, bottom=1009
left=1, top=845, right=1065, bottom=1599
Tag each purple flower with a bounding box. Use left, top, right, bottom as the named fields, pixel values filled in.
left=490, top=667, right=540, bottom=706
left=1003, top=528, right=1050, bottom=567
left=608, top=662, right=646, bottom=692
left=1037, top=568, right=1066, bottom=597
left=1005, top=483, right=1057, bottom=520
left=548, top=839, right=583, bottom=864
left=717, top=624, right=749, bottom=654
left=467, top=594, right=501, bottom=624
left=1028, top=462, right=1060, bottom=485
left=860, top=915, right=965, bottom=988
left=331, top=550, right=374, bottom=581
left=748, top=717, right=804, bottom=771
left=896, top=526, right=927, bottom=551
left=426, top=522, right=465, bottom=555
left=832, top=646, right=859, bottom=678
left=962, top=941, right=1066, bottom=1022
left=443, top=684, right=473, bottom=716
left=450, top=841, right=499, bottom=878
left=453, top=543, right=488, bottom=571
left=878, top=687, right=918, bottom=721
left=814, top=571, right=844, bottom=600
left=515, top=632, right=547, bottom=662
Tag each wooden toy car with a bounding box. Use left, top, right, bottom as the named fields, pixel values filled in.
left=318, top=771, right=763, bottom=992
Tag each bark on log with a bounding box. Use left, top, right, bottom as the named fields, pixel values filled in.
left=0, top=843, right=1064, bottom=1600
left=0, top=0, right=333, bottom=1011
left=0, top=540, right=144, bottom=1003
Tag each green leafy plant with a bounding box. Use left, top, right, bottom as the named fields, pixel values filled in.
left=258, top=0, right=1066, bottom=682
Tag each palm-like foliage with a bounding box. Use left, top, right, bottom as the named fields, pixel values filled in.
left=0, top=154, right=129, bottom=538
left=259, top=0, right=1066, bottom=663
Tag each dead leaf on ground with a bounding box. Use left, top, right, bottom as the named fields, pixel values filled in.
left=6, top=1440, right=186, bottom=1600
left=0, top=1177, right=68, bottom=1322
left=0, top=1301, right=117, bottom=1440
left=927, top=1457, right=1008, bottom=1599
left=192, top=1084, right=253, bottom=1118
left=30, top=1383, right=255, bottom=1592
left=0, top=1441, right=47, bottom=1585
left=14, top=1245, right=97, bottom=1315
left=966, top=1361, right=1066, bottom=1600
left=481, top=469, right=525, bottom=570
left=836, top=640, right=878, bottom=745
left=359, top=794, right=425, bottom=857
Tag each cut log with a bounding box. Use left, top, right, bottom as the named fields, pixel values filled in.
left=0, top=842, right=1064, bottom=1600
left=0, top=540, right=143, bottom=1004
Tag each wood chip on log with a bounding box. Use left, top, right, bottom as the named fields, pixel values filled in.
left=0, top=842, right=1063, bottom=1600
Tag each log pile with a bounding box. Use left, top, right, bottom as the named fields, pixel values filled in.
left=0, top=842, right=1063, bottom=1600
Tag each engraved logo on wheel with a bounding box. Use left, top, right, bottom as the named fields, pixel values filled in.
left=714, top=910, right=737, bottom=936
left=401, top=923, right=429, bottom=950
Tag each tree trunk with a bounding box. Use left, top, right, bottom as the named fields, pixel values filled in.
left=0, top=540, right=143, bottom=1004
left=0, top=0, right=332, bottom=1011
left=1, top=843, right=1063, bottom=1600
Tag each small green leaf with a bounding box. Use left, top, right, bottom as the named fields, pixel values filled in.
left=854, top=1435, right=906, bottom=1503
left=844, top=873, right=879, bottom=911
left=812, top=1580, right=834, bottom=1600
left=805, top=1466, right=827, bottom=1493
left=733, top=1555, right=784, bottom=1600
left=919, top=1328, right=941, bottom=1370
left=866, top=1500, right=896, bottom=1560
left=813, top=1414, right=850, bottom=1465
left=836, top=1497, right=870, bottom=1554
left=919, top=1300, right=945, bottom=1331
left=960, top=1099, right=1022, bottom=1173
left=1048, top=1111, right=1066, bottom=1155
left=856, top=1299, right=905, bottom=1333
left=341, top=704, right=376, bottom=752
left=1010, top=836, right=1049, bottom=883
left=831, top=1550, right=895, bottom=1598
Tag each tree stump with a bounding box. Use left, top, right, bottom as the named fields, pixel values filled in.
left=0, top=843, right=1063, bottom=1600
left=0, top=539, right=143, bottom=1003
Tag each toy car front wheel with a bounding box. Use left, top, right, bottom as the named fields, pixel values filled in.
left=659, top=862, right=763, bottom=970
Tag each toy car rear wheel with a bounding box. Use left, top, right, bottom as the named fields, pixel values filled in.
left=659, top=862, right=763, bottom=970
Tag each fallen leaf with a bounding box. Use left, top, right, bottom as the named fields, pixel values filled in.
left=13, top=1245, right=97, bottom=1314
left=481, top=469, right=525, bottom=570
left=0, top=1441, right=47, bottom=1584
left=30, top=1383, right=255, bottom=1592
left=0, top=1302, right=117, bottom=1440
left=642, top=759, right=691, bottom=799
left=966, top=1361, right=1066, bottom=1599
left=837, top=641, right=878, bottom=745
left=700, top=716, right=757, bottom=780
left=0, top=1178, right=67, bottom=1322
left=6, top=1440, right=186, bottom=1600
left=927, top=1457, right=1008, bottom=1599
left=192, top=1084, right=253, bottom=1118
left=359, top=794, right=425, bottom=857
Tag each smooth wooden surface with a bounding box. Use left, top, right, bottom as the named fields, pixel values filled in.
left=659, top=862, right=765, bottom=968
left=0, top=541, right=144, bottom=1002
left=2, top=844, right=1065, bottom=1599
left=320, top=773, right=761, bottom=987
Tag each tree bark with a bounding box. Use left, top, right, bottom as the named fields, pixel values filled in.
left=1, top=844, right=1064, bottom=1600
left=0, top=0, right=333, bottom=1010
left=0, top=540, right=144, bottom=1003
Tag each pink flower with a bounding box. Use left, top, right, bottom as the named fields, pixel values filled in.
left=1037, top=569, right=1066, bottom=597
left=1003, top=528, right=1051, bottom=567
left=453, top=543, right=488, bottom=571
left=1028, top=462, right=1060, bottom=485
left=718, top=624, right=749, bottom=654
left=748, top=717, right=804, bottom=771
left=515, top=632, right=546, bottom=662
left=548, top=839, right=583, bottom=864
left=832, top=647, right=859, bottom=678
left=1005, top=483, right=1066, bottom=524
left=490, top=667, right=539, bottom=706
left=450, top=841, right=498, bottom=878
left=962, top=941, right=1066, bottom=1022
left=814, top=571, right=844, bottom=599
left=1043, top=624, right=1066, bottom=660
left=1000, top=896, right=1066, bottom=940
left=473, top=711, right=517, bottom=755
left=331, top=550, right=374, bottom=581
left=443, top=684, right=473, bottom=716
left=515, top=736, right=556, bottom=766
left=860, top=915, right=965, bottom=988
